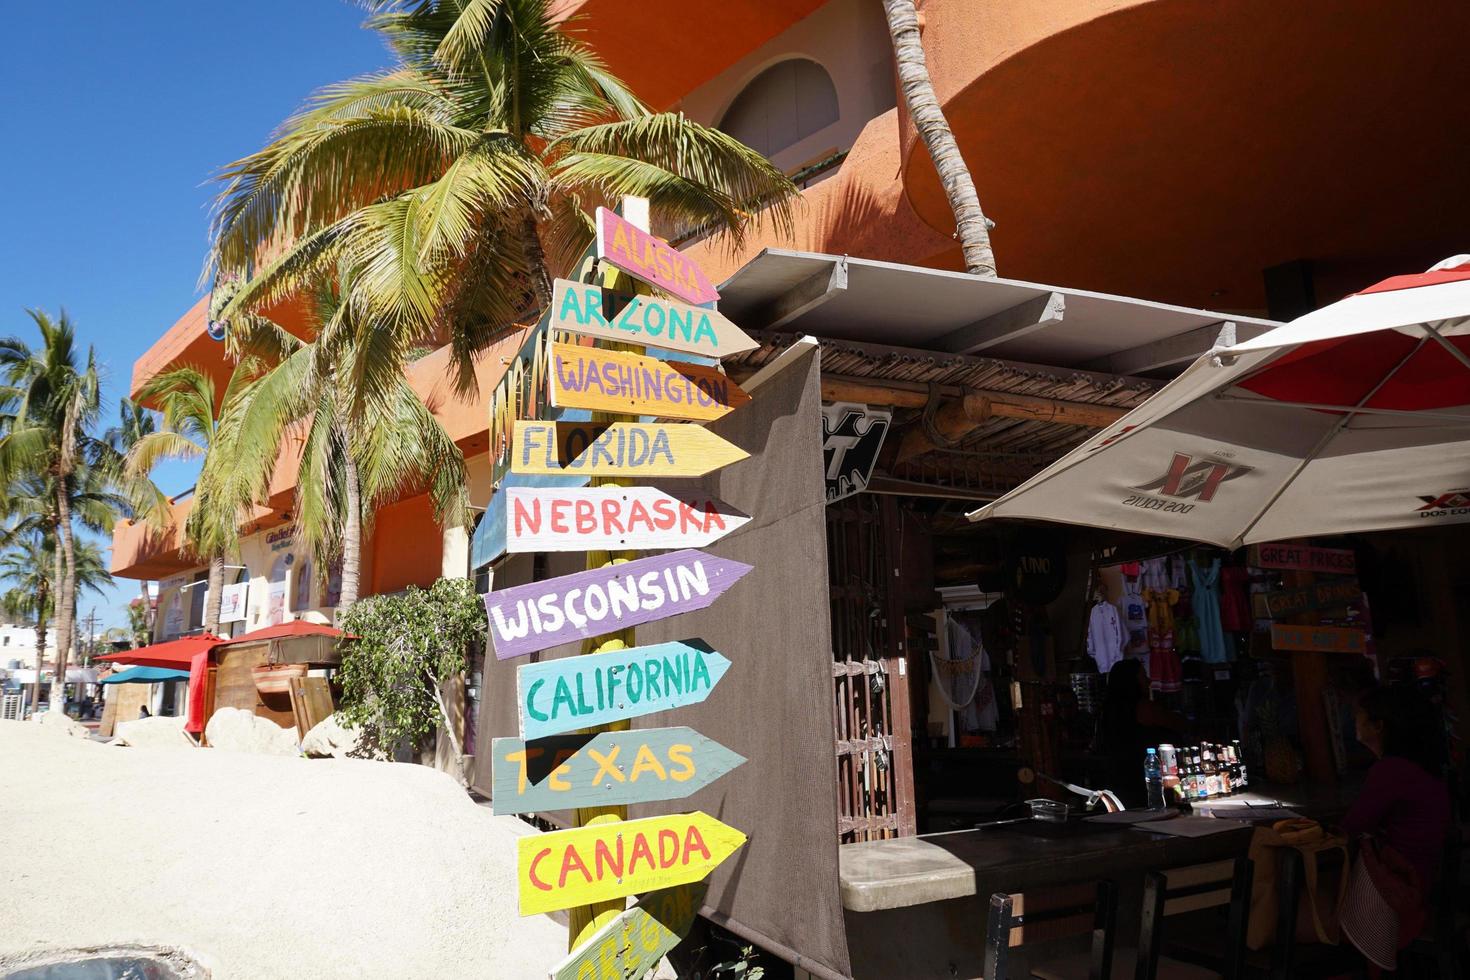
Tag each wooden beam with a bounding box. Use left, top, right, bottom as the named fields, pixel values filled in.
left=892, top=389, right=1127, bottom=464
left=748, top=256, right=848, bottom=330
left=933, top=291, right=1065, bottom=354
left=1084, top=320, right=1260, bottom=376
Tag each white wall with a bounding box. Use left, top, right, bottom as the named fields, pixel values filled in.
left=0, top=624, right=59, bottom=669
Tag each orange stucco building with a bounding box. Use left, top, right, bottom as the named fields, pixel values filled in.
left=114, top=0, right=1470, bottom=634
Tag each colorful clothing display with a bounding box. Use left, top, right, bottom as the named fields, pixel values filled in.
left=1219, top=564, right=1253, bottom=632
left=1144, top=587, right=1183, bottom=692
left=1087, top=600, right=1127, bottom=674
left=1190, top=557, right=1230, bottom=663
left=1120, top=576, right=1149, bottom=655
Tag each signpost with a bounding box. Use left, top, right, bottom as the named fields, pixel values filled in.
left=518, top=811, right=745, bottom=916
left=511, top=420, right=748, bottom=477
left=490, top=728, right=746, bottom=813
left=504, top=486, right=749, bottom=553
left=1264, top=580, right=1363, bottom=619
left=595, top=207, right=719, bottom=306
left=549, top=342, right=751, bottom=421
left=550, top=279, right=757, bottom=359
left=484, top=549, right=753, bottom=660
left=1271, top=623, right=1368, bottom=654
left=517, top=641, right=732, bottom=739
left=548, top=884, right=707, bottom=980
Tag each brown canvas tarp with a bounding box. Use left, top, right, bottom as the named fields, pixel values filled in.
left=471, top=345, right=850, bottom=979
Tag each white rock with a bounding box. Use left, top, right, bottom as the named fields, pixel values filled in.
left=114, top=716, right=194, bottom=749
left=302, top=714, right=371, bottom=759
left=204, top=707, right=299, bottom=757
left=31, top=709, right=91, bottom=739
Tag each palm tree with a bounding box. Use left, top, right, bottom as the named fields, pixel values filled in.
left=0, top=310, right=111, bottom=710
left=880, top=0, right=996, bottom=277
left=126, top=365, right=253, bottom=635
left=108, top=397, right=168, bottom=635
left=208, top=0, right=799, bottom=404
left=0, top=532, right=111, bottom=710
left=227, top=278, right=467, bottom=610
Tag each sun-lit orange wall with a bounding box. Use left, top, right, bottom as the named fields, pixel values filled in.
left=369, top=494, right=444, bottom=596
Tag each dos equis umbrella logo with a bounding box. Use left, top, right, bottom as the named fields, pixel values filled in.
left=1122, top=452, right=1252, bottom=514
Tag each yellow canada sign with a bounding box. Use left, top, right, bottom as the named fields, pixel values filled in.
left=517, top=811, right=746, bottom=916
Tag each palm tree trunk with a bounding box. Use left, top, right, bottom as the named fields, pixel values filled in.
left=521, top=209, right=553, bottom=311
left=204, top=554, right=225, bottom=635
left=881, top=0, right=997, bottom=277
left=30, top=580, right=48, bottom=715
left=340, top=445, right=362, bottom=610
left=51, top=484, right=77, bottom=713
left=139, top=579, right=154, bottom=637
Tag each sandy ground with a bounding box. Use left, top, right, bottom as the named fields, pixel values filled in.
left=0, top=720, right=565, bottom=979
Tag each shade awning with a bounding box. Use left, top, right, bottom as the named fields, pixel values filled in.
left=95, top=633, right=223, bottom=669
left=213, top=620, right=351, bottom=647
left=101, top=666, right=191, bottom=685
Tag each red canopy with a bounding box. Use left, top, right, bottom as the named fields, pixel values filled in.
left=212, top=620, right=352, bottom=647
left=94, top=633, right=223, bottom=669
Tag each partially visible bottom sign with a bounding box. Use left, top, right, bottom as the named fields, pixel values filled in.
left=549, top=883, right=706, bottom=980
left=1270, top=623, right=1367, bottom=654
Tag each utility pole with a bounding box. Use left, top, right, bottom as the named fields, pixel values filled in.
left=79, top=608, right=100, bottom=665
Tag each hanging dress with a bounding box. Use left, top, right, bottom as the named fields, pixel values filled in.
left=1087, top=601, right=1127, bottom=675
left=1120, top=574, right=1149, bottom=657
left=1145, top=586, right=1183, bottom=692
left=1190, top=557, right=1230, bottom=663
left=1219, top=564, right=1253, bottom=632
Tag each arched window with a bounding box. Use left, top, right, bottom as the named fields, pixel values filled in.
left=719, top=58, right=839, bottom=159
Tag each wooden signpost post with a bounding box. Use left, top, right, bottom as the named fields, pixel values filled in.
left=518, top=641, right=732, bottom=740
left=484, top=550, right=752, bottom=660
left=549, top=342, right=751, bottom=421
left=504, top=486, right=749, bottom=553
left=550, top=279, right=758, bottom=359
left=511, top=420, right=748, bottom=478
left=595, top=207, right=720, bottom=306
left=490, top=728, right=746, bottom=814
left=548, top=884, right=708, bottom=980
left=518, top=811, right=745, bottom=916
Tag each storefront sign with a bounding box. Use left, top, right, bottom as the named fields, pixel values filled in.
left=821, top=403, right=891, bottom=502
left=1264, top=580, right=1362, bottom=619
left=511, top=421, right=747, bottom=477
left=550, top=279, right=756, bottom=358
left=504, top=486, right=748, bottom=553
left=517, top=641, right=731, bottom=739
left=483, top=550, right=752, bottom=660
left=596, top=207, right=719, bottom=306
left=548, top=884, right=707, bottom=980
left=490, top=727, right=745, bottom=813
left=1253, top=543, right=1356, bottom=575
left=549, top=343, right=750, bottom=422
left=518, top=811, right=744, bottom=916
left=1270, top=623, right=1367, bottom=654
left=218, top=582, right=250, bottom=623
left=267, top=525, right=295, bottom=553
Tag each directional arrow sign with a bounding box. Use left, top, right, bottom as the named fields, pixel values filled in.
left=517, top=641, right=731, bottom=740
left=504, top=486, right=749, bottom=554
left=596, top=207, right=719, bottom=306
left=550, top=278, right=758, bottom=359
left=483, top=549, right=753, bottom=660
left=549, top=342, right=751, bottom=422
left=548, top=883, right=707, bottom=980
left=511, top=421, right=747, bottom=478
left=519, top=811, right=745, bottom=916
left=491, top=727, right=746, bottom=814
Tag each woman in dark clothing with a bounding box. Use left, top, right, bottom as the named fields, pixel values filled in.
left=1099, top=659, right=1188, bottom=807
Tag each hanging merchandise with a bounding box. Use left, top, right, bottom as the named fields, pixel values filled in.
left=1145, top=585, right=1183, bottom=693
left=1190, top=557, right=1230, bottom=664
left=1087, top=599, right=1127, bottom=674
left=1219, top=563, right=1253, bottom=633
left=932, top=616, right=996, bottom=732
left=1120, top=572, right=1149, bottom=655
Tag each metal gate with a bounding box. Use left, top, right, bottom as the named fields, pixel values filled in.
left=828, top=494, right=916, bottom=843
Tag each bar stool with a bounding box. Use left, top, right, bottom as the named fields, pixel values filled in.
left=982, top=880, right=1120, bottom=980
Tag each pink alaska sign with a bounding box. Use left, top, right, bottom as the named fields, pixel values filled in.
left=595, top=207, right=720, bottom=306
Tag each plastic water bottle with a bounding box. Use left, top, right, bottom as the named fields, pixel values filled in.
left=1144, top=747, right=1165, bottom=810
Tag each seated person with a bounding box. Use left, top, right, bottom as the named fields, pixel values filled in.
left=1099, top=659, right=1188, bottom=808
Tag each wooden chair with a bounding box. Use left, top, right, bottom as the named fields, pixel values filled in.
left=983, top=880, right=1119, bottom=980
left=1135, top=857, right=1255, bottom=980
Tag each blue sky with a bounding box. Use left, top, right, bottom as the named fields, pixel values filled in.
left=0, top=3, right=393, bottom=630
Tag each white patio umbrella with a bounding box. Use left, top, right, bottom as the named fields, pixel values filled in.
left=968, top=257, right=1470, bottom=547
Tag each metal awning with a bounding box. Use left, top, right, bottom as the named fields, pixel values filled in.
left=717, top=250, right=1279, bottom=376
